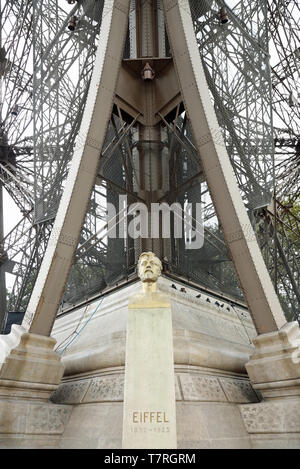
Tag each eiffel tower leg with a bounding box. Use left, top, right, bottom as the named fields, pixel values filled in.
left=23, top=0, right=131, bottom=336
left=0, top=0, right=130, bottom=401
left=163, top=1, right=300, bottom=447
left=162, top=0, right=286, bottom=335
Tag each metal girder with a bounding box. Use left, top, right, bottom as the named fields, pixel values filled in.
left=0, top=183, right=6, bottom=330
left=22, top=0, right=131, bottom=335
left=267, top=0, right=300, bottom=137
left=115, top=57, right=181, bottom=125
left=0, top=0, right=103, bottom=311
left=162, top=0, right=286, bottom=333
left=8, top=221, right=53, bottom=312
left=254, top=200, right=300, bottom=319
left=192, top=0, right=274, bottom=213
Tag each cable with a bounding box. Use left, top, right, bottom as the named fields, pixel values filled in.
left=54, top=303, right=89, bottom=353
left=56, top=297, right=104, bottom=356
left=231, top=303, right=252, bottom=345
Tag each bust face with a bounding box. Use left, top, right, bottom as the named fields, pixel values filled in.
left=138, top=252, right=162, bottom=283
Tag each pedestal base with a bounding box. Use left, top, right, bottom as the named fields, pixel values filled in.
left=245, top=321, right=300, bottom=399
left=240, top=398, right=300, bottom=448
left=0, top=324, right=64, bottom=401
left=240, top=321, right=300, bottom=448
left=0, top=324, right=68, bottom=448
left=0, top=400, right=72, bottom=449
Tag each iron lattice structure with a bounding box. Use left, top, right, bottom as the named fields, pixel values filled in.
left=0, top=0, right=299, bottom=327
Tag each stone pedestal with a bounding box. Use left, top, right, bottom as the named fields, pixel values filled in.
left=0, top=400, right=72, bottom=449
left=122, top=290, right=177, bottom=449
left=240, top=321, right=300, bottom=448
left=0, top=324, right=68, bottom=448
left=0, top=324, right=64, bottom=401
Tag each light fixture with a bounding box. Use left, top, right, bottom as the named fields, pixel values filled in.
left=219, top=7, right=229, bottom=24
left=141, top=62, right=155, bottom=81
left=11, top=105, right=19, bottom=116
left=68, top=16, right=77, bottom=31
left=289, top=92, right=297, bottom=107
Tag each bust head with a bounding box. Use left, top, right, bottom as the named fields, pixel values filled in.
left=138, top=252, right=162, bottom=283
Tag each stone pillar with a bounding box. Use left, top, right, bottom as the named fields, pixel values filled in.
left=122, top=292, right=177, bottom=448
left=240, top=322, right=300, bottom=448
left=0, top=324, right=64, bottom=401
left=0, top=324, right=68, bottom=447
left=122, top=252, right=177, bottom=448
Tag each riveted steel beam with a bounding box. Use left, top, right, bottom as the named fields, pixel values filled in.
left=162, top=0, right=286, bottom=333
left=22, top=0, right=131, bottom=335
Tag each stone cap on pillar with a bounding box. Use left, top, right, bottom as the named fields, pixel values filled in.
left=246, top=321, right=300, bottom=399
left=0, top=324, right=64, bottom=401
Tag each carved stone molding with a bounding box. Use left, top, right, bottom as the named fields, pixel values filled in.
left=84, top=375, right=125, bottom=403
left=240, top=399, right=300, bottom=433
left=51, top=369, right=257, bottom=406
left=179, top=374, right=226, bottom=402
left=220, top=378, right=258, bottom=404
left=51, top=380, right=90, bottom=405
left=0, top=400, right=72, bottom=436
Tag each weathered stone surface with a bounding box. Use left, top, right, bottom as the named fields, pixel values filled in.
left=0, top=400, right=71, bottom=439
left=239, top=322, right=300, bottom=448
left=246, top=321, right=300, bottom=399
left=51, top=380, right=90, bottom=404
left=123, top=306, right=177, bottom=449
left=0, top=435, right=61, bottom=449
left=179, top=373, right=226, bottom=402
left=84, top=375, right=124, bottom=402
left=177, top=374, right=258, bottom=404
left=219, top=377, right=258, bottom=403
left=250, top=434, right=300, bottom=449
left=0, top=325, right=64, bottom=401
left=176, top=401, right=251, bottom=449
left=52, top=277, right=255, bottom=377
left=240, top=399, right=300, bottom=433
left=26, top=405, right=71, bottom=434
left=0, top=401, right=27, bottom=434
left=60, top=402, right=123, bottom=449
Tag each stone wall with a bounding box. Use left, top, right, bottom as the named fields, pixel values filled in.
left=50, top=367, right=259, bottom=448
left=48, top=276, right=258, bottom=448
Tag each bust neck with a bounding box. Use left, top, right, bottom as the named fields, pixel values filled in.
left=128, top=278, right=170, bottom=308
left=142, top=281, right=157, bottom=293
